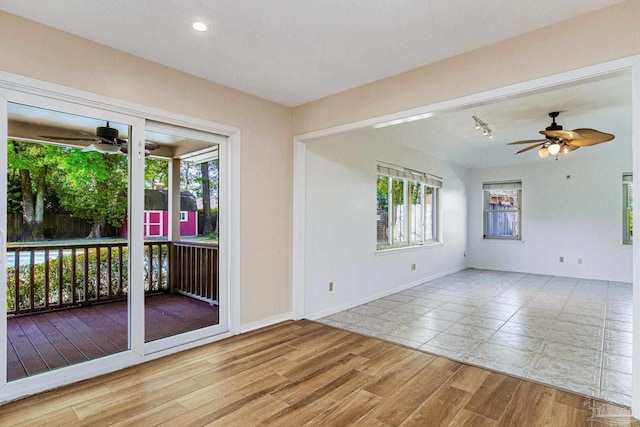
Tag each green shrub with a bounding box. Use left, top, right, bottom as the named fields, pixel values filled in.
left=6, top=244, right=169, bottom=313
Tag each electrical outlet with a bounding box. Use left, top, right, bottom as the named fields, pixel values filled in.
left=578, top=258, right=583, bottom=264
left=559, top=256, right=564, bottom=263
left=410, top=263, right=416, bottom=271
left=329, top=282, right=334, bottom=292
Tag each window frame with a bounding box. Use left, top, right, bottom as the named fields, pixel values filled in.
left=623, top=173, right=633, bottom=245
left=482, top=181, right=522, bottom=241
left=376, top=163, right=441, bottom=251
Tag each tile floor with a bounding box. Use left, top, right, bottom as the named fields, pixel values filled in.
left=318, top=269, right=633, bottom=406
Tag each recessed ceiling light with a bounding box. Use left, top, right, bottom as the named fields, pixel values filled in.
left=192, top=22, right=208, bottom=32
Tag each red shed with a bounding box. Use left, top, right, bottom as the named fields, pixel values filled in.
left=120, top=190, right=198, bottom=238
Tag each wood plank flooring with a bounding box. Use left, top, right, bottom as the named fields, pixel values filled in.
left=7, top=294, right=219, bottom=381
left=0, top=320, right=637, bottom=426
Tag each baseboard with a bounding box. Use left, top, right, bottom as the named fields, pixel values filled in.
left=306, top=265, right=467, bottom=321
left=468, top=265, right=632, bottom=283
left=239, top=312, right=293, bottom=334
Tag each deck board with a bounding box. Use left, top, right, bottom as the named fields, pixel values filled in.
left=24, top=314, right=87, bottom=366
left=43, top=311, right=106, bottom=360
left=6, top=320, right=49, bottom=377
left=6, top=340, right=27, bottom=381
left=15, top=316, right=70, bottom=370
left=6, top=294, right=219, bottom=381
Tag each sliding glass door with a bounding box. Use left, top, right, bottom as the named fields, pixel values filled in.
left=143, top=122, right=225, bottom=348
left=0, top=80, right=233, bottom=400
left=5, top=102, right=133, bottom=381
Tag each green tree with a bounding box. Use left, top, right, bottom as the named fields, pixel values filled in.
left=200, top=161, right=213, bottom=235
left=7, top=140, right=67, bottom=240
left=144, top=158, right=168, bottom=189
left=181, top=159, right=219, bottom=235
left=51, top=149, right=128, bottom=238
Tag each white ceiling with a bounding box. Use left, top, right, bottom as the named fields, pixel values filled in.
left=0, top=0, right=625, bottom=107
left=312, top=71, right=632, bottom=169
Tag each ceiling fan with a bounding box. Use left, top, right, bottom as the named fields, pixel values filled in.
left=41, top=122, right=160, bottom=155
left=507, top=112, right=614, bottom=159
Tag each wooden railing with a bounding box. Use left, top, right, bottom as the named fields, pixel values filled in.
left=172, top=241, right=218, bottom=304
left=6, top=241, right=169, bottom=316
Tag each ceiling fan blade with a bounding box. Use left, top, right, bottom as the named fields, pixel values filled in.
left=145, top=141, right=160, bottom=150
left=95, top=135, right=121, bottom=145
left=40, top=135, right=98, bottom=142
left=515, top=142, right=544, bottom=154
left=565, top=128, right=615, bottom=147
left=540, top=129, right=584, bottom=140
left=508, top=139, right=546, bottom=145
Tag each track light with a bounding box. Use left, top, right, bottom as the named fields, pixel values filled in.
left=473, top=116, right=493, bottom=140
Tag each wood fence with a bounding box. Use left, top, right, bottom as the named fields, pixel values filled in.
left=7, top=214, right=94, bottom=241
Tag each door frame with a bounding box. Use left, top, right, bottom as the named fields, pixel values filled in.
left=0, top=71, right=241, bottom=403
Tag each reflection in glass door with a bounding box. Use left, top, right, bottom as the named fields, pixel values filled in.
left=143, top=125, right=221, bottom=343
left=5, top=103, right=131, bottom=381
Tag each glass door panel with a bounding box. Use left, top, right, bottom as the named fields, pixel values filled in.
left=5, top=102, right=131, bottom=380
left=143, top=126, right=221, bottom=343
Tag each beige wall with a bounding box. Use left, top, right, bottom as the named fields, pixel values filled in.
left=293, top=0, right=640, bottom=135
left=0, top=11, right=293, bottom=326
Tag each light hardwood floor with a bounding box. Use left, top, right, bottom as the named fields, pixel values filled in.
left=0, top=320, right=637, bottom=426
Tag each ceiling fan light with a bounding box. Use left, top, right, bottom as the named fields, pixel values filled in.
left=548, top=143, right=561, bottom=156
left=562, top=145, right=570, bottom=154
left=538, top=146, right=549, bottom=159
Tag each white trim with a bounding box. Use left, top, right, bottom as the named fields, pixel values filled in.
left=227, top=130, right=242, bottom=335
left=144, top=323, right=228, bottom=354
left=239, top=312, right=293, bottom=334
left=0, top=71, right=242, bottom=403
left=632, top=57, right=640, bottom=417
left=0, top=94, right=7, bottom=390
left=0, top=72, right=239, bottom=137
left=291, top=140, right=306, bottom=320
left=291, top=55, right=640, bottom=414
left=129, top=116, right=146, bottom=356
left=144, top=210, right=166, bottom=236
left=306, top=266, right=466, bottom=321
left=375, top=242, right=444, bottom=256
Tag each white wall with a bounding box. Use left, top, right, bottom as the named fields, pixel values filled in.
left=467, top=155, right=633, bottom=282
left=304, top=133, right=468, bottom=319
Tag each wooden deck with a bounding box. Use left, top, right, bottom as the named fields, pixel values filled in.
left=6, top=294, right=219, bottom=381
left=0, top=320, right=637, bottom=426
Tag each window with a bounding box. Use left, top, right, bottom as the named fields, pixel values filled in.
left=483, top=181, right=521, bottom=240
left=623, top=173, right=633, bottom=244
left=377, top=163, right=441, bottom=250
